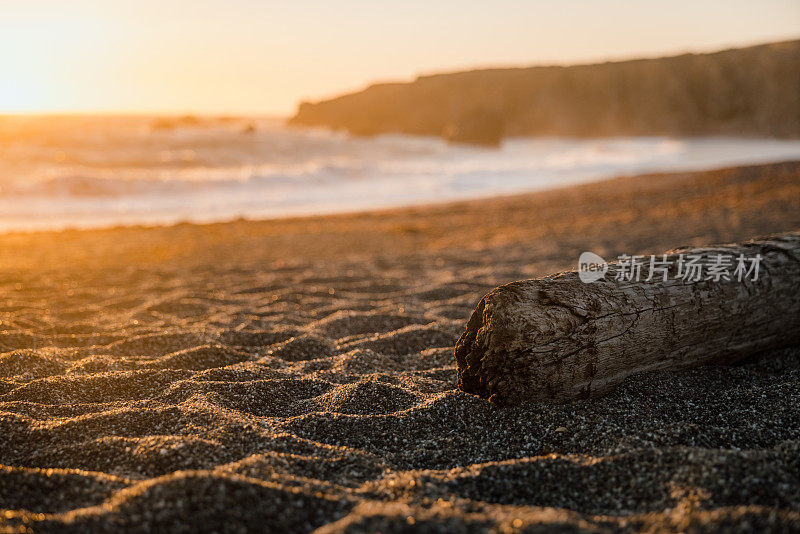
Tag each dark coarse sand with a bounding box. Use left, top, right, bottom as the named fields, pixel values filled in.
left=1, top=161, right=799, bottom=532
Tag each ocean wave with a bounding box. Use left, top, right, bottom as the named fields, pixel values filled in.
left=2, top=117, right=800, bottom=231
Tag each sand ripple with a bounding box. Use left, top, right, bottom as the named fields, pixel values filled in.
left=1, top=265, right=799, bottom=532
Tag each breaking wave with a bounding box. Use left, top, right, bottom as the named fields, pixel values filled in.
left=2, top=115, right=800, bottom=231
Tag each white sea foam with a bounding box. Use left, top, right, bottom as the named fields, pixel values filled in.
left=2, top=116, right=800, bottom=231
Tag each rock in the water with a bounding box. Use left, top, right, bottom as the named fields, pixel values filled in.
left=443, top=108, right=504, bottom=147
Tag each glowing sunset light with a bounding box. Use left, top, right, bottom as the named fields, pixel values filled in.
left=1, top=0, right=798, bottom=115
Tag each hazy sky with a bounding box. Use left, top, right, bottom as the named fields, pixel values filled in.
left=1, top=0, right=798, bottom=115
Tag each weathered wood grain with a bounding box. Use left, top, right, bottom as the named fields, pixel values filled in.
left=455, top=232, right=800, bottom=404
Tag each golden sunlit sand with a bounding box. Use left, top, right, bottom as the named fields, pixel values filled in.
left=1, top=162, right=799, bottom=531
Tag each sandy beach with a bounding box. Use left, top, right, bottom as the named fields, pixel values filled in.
left=1, top=161, right=799, bottom=532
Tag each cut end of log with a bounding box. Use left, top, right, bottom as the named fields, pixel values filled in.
left=455, top=278, right=599, bottom=405
left=454, top=295, right=491, bottom=398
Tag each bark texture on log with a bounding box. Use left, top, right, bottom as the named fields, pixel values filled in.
left=455, top=232, right=800, bottom=405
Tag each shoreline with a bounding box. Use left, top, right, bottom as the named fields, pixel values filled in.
left=5, top=123, right=800, bottom=234
left=1, top=157, right=799, bottom=238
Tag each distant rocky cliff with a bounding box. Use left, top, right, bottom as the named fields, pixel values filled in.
left=290, top=40, right=800, bottom=145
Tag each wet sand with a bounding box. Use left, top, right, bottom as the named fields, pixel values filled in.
left=1, top=161, right=799, bottom=532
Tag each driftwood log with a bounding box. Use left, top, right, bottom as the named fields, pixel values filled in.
left=455, top=232, right=800, bottom=405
